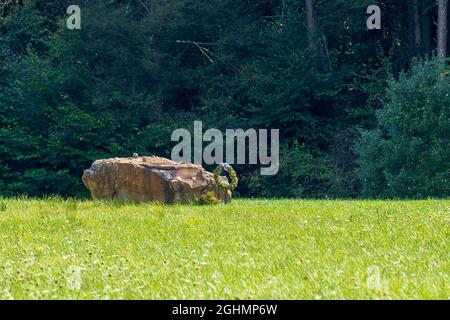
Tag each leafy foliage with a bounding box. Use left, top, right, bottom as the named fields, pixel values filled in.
left=356, top=59, right=450, bottom=198
left=0, top=0, right=447, bottom=198
left=195, top=192, right=221, bottom=205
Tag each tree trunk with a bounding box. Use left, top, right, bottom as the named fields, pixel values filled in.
left=413, top=0, right=422, bottom=51
left=305, top=0, right=318, bottom=53
left=304, top=0, right=330, bottom=72
left=422, top=0, right=433, bottom=57
left=408, top=1, right=416, bottom=55
left=437, top=0, right=448, bottom=58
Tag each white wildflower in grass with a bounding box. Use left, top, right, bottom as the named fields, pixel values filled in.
left=366, top=265, right=382, bottom=291
left=0, top=289, right=14, bottom=300
left=67, top=265, right=83, bottom=291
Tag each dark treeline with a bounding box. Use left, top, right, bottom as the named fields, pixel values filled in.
left=0, top=0, right=448, bottom=198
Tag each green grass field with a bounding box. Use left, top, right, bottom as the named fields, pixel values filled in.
left=0, top=198, right=448, bottom=300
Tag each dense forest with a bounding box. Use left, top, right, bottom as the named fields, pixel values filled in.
left=0, top=0, right=449, bottom=198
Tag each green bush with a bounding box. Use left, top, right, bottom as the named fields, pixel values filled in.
left=356, top=59, right=450, bottom=198
left=243, top=141, right=334, bottom=198
left=195, top=192, right=221, bottom=205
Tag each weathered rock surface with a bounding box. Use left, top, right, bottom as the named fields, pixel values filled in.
left=82, top=156, right=231, bottom=204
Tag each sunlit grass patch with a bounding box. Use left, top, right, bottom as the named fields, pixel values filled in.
left=0, top=198, right=448, bottom=299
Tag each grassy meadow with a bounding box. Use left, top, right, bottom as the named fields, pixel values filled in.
left=0, top=198, right=448, bottom=300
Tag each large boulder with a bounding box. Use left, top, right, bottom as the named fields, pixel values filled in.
left=81, top=156, right=231, bottom=204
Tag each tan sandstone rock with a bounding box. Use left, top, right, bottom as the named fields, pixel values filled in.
left=81, top=156, right=231, bottom=204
